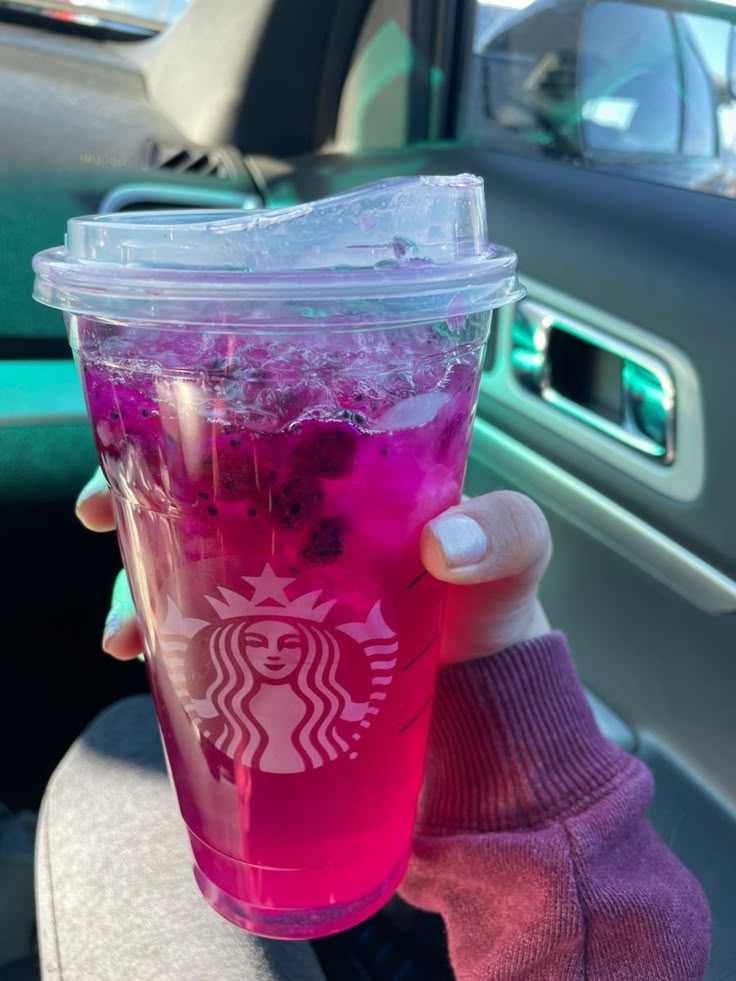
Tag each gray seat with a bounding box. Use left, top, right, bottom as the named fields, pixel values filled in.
left=35, top=695, right=326, bottom=981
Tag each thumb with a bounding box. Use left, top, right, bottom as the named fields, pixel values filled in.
left=422, top=491, right=552, bottom=664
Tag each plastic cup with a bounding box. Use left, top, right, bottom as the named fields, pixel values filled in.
left=33, top=175, right=523, bottom=939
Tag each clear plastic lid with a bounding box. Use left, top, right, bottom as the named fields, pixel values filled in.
left=32, top=175, right=523, bottom=330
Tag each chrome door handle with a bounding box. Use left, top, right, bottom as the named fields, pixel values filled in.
left=511, top=299, right=676, bottom=464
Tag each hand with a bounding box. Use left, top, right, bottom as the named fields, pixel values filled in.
left=75, top=469, right=143, bottom=660
left=422, top=491, right=551, bottom=664
left=76, top=470, right=551, bottom=664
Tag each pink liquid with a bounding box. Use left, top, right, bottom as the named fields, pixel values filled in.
left=76, top=318, right=484, bottom=938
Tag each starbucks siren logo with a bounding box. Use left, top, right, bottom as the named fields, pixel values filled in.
left=159, top=565, right=398, bottom=773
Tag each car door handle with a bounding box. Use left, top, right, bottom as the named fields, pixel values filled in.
left=511, top=299, right=676, bottom=464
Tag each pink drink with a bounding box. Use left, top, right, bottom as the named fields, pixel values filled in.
left=33, top=176, right=523, bottom=938
left=77, top=326, right=479, bottom=937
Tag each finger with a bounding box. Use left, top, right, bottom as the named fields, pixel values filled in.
left=102, top=569, right=144, bottom=661
left=75, top=467, right=116, bottom=531
left=422, top=491, right=552, bottom=663
left=422, top=490, right=551, bottom=588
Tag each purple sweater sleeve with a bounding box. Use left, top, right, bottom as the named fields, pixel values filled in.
left=399, top=632, right=711, bottom=980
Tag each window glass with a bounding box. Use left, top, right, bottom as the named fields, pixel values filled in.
left=463, top=0, right=736, bottom=196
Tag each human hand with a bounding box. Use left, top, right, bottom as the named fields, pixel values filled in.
left=75, top=469, right=143, bottom=660
left=422, top=491, right=551, bottom=664
left=76, top=469, right=551, bottom=664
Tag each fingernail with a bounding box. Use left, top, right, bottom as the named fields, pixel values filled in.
left=431, top=513, right=487, bottom=568
left=102, top=604, right=123, bottom=651
left=75, top=469, right=107, bottom=513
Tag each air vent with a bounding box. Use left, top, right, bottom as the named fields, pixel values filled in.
left=145, top=141, right=234, bottom=179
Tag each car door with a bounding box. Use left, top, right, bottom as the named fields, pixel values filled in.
left=455, top=18, right=736, bottom=981
left=430, top=2, right=736, bottom=977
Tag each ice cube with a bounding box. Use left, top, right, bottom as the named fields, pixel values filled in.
left=378, top=391, right=450, bottom=430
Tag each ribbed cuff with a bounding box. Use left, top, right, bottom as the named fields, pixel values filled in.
left=417, top=632, right=630, bottom=834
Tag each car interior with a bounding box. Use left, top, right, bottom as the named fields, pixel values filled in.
left=1, top=0, right=735, bottom=978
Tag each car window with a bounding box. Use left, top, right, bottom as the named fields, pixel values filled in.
left=463, top=0, right=736, bottom=196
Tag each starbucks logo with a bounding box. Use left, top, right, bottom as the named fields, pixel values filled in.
left=159, top=565, right=398, bottom=773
